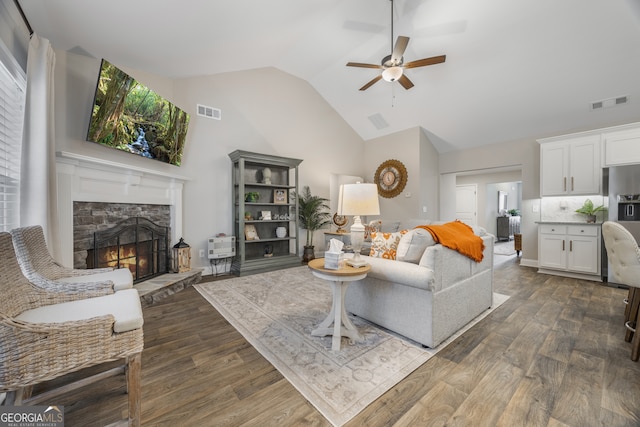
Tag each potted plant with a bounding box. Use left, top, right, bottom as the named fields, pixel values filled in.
left=508, top=209, right=520, bottom=216
left=245, top=191, right=260, bottom=202
left=296, top=186, right=331, bottom=263
left=575, top=199, right=606, bottom=223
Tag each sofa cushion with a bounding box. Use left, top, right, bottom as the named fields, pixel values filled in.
left=369, top=230, right=407, bottom=260
left=357, top=254, right=436, bottom=290
left=396, top=228, right=436, bottom=264
left=380, top=219, right=432, bottom=232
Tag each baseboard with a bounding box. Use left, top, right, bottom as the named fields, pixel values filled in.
left=537, top=267, right=603, bottom=282
left=519, top=258, right=538, bottom=268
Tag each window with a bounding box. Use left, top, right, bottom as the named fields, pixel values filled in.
left=0, top=39, right=26, bottom=232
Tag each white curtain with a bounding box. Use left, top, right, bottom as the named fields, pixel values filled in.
left=20, top=34, right=59, bottom=259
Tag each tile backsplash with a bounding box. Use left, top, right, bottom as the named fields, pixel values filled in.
left=540, top=195, right=608, bottom=222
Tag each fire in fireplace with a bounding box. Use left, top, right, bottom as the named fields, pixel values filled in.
left=88, top=217, right=169, bottom=283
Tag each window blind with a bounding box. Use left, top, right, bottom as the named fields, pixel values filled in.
left=0, top=40, right=26, bottom=232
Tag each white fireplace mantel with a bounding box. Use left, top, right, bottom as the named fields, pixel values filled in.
left=56, top=151, right=191, bottom=267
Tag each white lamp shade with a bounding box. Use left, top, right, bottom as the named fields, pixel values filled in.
left=337, top=183, right=380, bottom=216
left=382, top=66, right=403, bottom=82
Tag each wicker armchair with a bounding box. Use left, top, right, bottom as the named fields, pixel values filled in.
left=10, top=225, right=133, bottom=294
left=0, top=232, right=144, bottom=425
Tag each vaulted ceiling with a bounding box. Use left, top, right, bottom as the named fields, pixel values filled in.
left=19, top=0, right=640, bottom=153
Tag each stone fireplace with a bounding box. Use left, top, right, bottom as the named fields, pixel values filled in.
left=56, top=151, right=189, bottom=269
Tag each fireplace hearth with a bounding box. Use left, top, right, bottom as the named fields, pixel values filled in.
left=88, top=217, right=170, bottom=283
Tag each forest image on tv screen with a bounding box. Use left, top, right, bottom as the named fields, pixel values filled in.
left=87, top=60, right=190, bottom=166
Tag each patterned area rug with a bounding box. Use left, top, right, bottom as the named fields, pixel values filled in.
left=194, top=266, right=508, bottom=426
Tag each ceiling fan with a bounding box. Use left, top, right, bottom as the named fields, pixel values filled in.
left=346, top=0, right=446, bottom=91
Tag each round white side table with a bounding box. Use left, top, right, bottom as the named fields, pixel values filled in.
left=307, top=258, right=371, bottom=351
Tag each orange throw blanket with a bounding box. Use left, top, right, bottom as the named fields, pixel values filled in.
left=416, top=220, right=485, bottom=262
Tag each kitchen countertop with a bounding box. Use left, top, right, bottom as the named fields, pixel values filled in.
left=536, top=221, right=603, bottom=225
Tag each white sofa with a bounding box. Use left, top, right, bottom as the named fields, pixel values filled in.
left=345, top=220, right=494, bottom=348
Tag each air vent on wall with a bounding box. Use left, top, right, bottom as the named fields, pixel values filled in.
left=197, top=104, right=222, bottom=120
left=590, top=95, right=629, bottom=111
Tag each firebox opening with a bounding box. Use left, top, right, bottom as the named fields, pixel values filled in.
left=89, top=217, right=169, bottom=283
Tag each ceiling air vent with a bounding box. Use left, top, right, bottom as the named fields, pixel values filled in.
left=368, top=113, right=389, bottom=130
left=590, top=95, right=629, bottom=111
left=197, top=104, right=221, bottom=120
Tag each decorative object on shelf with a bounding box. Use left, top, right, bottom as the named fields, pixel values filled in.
left=264, top=244, right=273, bottom=257
left=172, top=237, right=191, bottom=273
left=260, top=211, right=272, bottom=220
left=338, top=182, right=381, bottom=268
left=262, top=167, right=272, bottom=184
left=244, top=211, right=252, bottom=220
left=276, top=226, right=287, bottom=238
left=296, top=186, right=331, bottom=264
left=245, top=191, right=260, bottom=203
left=332, top=213, right=349, bottom=233
left=374, top=159, right=408, bottom=198
left=575, top=198, right=606, bottom=223
left=244, top=224, right=259, bottom=240
left=273, top=189, right=288, bottom=204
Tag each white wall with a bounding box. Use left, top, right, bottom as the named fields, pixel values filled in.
left=439, top=139, right=540, bottom=263
left=419, top=128, right=440, bottom=219
left=364, top=127, right=438, bottom=222
left=53, top=52, right=366, bottom=270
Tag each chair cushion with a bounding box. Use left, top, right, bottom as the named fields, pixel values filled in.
left=57, top=268, right=133, bottom=291
left=16, top=289, right=143, bottom=333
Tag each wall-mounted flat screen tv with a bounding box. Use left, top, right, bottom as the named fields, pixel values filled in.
left=87, top=59, right=190, bottom=166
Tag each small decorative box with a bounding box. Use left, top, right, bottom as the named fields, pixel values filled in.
left=324, top=251, right=344, bottom=270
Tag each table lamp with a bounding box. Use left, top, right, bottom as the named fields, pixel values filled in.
left=337, top=182, right=380, bottom=268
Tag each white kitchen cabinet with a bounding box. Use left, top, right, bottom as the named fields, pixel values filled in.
left=602, top=127, right=640, bottom=166
left=538, top=223, right=601, bottom=280
left=538, top=225, right=567, bottom=270
left=539, top=135, right=601, bottom=196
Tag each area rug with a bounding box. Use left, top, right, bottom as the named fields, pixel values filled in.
left=494, top=241, right=516, bottom=256
left=194, top=266, right=509, bottom=426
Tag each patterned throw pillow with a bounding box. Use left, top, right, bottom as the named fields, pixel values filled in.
left=369, top=230, right=408, bottom=260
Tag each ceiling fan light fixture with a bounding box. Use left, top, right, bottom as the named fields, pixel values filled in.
left=382, top=66, right=403, bottom=82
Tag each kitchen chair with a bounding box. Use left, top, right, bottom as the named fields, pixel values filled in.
left=0, top=232, right=144, bottom=426
left=10, top=225, right=133, bottom=294
left=602, top=221, right=640, bottom=361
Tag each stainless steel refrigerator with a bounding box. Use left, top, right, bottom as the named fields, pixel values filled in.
left=606, top=164, right=640, bottom=284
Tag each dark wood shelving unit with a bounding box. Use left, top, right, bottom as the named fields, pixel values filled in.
left=229, top=150, right=302, bottom=275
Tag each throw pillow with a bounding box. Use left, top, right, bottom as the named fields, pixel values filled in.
left=369, top=230, right=407, bottom=260
left=396, top=228, right=436, bottom=264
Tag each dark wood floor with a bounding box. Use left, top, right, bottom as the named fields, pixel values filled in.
left=35, top=257, right=640, bottom=426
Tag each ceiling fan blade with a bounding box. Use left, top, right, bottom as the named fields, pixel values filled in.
left=346, top=62, right=383, bottom=69
left=359, top=75, right=383, bottom=91
left=404, top=55, right=446, bottom=69
left=390, top=36, right=410, bottom=64
left=398, top=74, right=414, bottom=90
